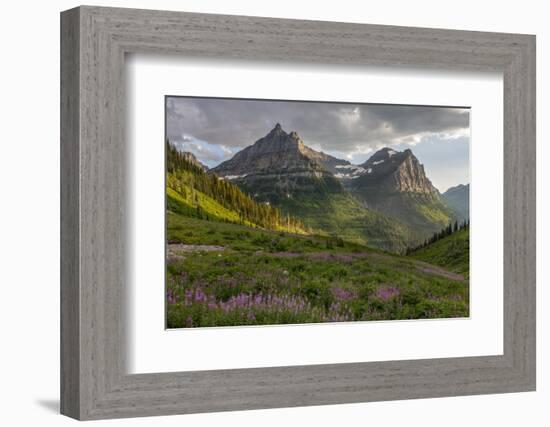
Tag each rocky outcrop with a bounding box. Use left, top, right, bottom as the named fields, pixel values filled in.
left=356, top=147, right=437, bottom=194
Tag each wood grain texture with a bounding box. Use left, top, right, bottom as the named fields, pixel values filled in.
left=60, top=6, right=536, bottom=420
left=60, top=7, right=80, bottom=419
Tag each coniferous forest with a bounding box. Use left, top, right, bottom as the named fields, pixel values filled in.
left=167, top=141, right=308, bottom=234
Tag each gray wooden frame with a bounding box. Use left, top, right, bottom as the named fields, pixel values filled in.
left=60, top=5, right=536, bottom=420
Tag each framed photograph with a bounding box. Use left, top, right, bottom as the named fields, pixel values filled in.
left=164, top=97, right=471, bottom=329
left=61, top=6, right=536, bottom=420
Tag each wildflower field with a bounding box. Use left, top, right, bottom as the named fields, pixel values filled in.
left=166, top=214, right=469, bottom=328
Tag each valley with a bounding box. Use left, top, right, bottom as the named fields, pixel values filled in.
left=211, top=124, right=468, bottom=249
left=165, top=125, right=470, bottom=327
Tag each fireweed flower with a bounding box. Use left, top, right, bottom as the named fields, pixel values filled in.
left=332, top=287, right=355, bottom=301
left=183, top=288, right=194, bottom=306
left=376, top=286, right=400, bottom=300
left=166, top=289, right=177, bottom=305
left=175, top=287, right=358, bottom=323
left=195, top=288, right=207, bottom=303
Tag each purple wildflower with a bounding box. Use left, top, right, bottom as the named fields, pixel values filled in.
left=166, top=289, right=177, bottom=305
left=194, top=288, right=207, bottom=303
left=376, top=286, right=400, bottom=300
left=332, top=287, right=355, bottom=301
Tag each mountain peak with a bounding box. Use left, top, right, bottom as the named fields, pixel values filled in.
left=267, top=122, right=285, bottom=136
left=366, top=147, right=399, bottom=161
left=210, top=125, right=344, bottom=200
left=210, top=125, right=327, bottom=179
left=361, top=147, right=417, bottom=165
left=356, top=147, right=437, bottom=194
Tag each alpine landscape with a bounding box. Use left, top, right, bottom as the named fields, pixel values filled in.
left=165, top=98, right=470, bottom=328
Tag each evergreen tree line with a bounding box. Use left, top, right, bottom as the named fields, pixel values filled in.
left=405, top=219, right=469, bottom=255
left=167, top=141, right=308, bottom=233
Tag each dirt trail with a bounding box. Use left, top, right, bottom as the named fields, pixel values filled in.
left=268, top=250, right=465, bottom=282
left=412, top=260, right=465, bottom=281
left=168, top=244, right=225, bottom=254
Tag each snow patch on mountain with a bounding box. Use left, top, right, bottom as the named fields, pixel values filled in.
left=334, top=164, right=367, bottom=179
left=223, top=174, right=247, bottom=180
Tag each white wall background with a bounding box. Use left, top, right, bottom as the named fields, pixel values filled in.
left=0, top=0, right=546, bottom=425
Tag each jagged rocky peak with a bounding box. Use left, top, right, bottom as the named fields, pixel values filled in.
left=356, top=147, right=437, bottom=194
left=210, top=124, right=344, bottom=199
left=266, top=122, right=285, bottom=138
left=266, top=124, right=350, bottom=173
left=246, top=124, right=305, bottom=155
left=210, top=124, right=344, bottom=178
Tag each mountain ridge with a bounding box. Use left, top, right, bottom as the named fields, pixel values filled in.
left=186, top=124, right=461, bottom=251
left=211, top=125, right=443, bottom=197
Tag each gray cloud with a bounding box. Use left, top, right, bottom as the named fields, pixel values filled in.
left=166, top=97, right=470, bottom=189
left=167, top=97, right=468, bottom=152
left=171, top=137, right=241, bottom=166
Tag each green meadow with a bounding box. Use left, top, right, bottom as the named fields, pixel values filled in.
left=167, top=215, right=469, bottom=328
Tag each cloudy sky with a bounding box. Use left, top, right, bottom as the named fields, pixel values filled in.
left=166, top=97, right=470, bottom=192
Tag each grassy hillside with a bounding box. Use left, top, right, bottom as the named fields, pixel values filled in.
left=168, top=213, right=369, bottom=253
left=273, top=191, right=421, bottom=253
left=166, top=215, right=469, bottom=328
left=167, top=187, right=256, bottom=226
left=350, top=189, right=456, bottom=238
left=227, top=163, right=424, bottom=253
left=408, top=227, right=470, bottom=278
